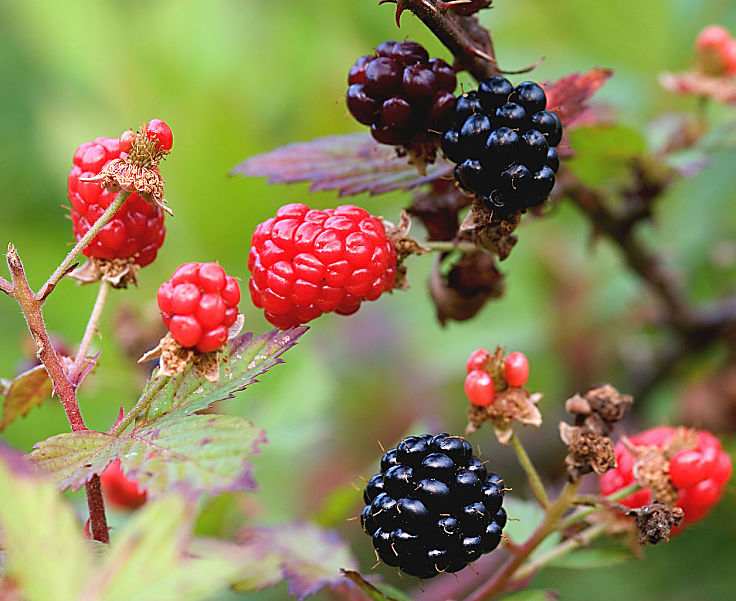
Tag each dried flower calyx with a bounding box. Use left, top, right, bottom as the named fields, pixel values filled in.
left=628, top=500, right=684, bottom=546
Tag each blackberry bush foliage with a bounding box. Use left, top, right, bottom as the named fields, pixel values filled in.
left=361, top=434, right=506, bottom=578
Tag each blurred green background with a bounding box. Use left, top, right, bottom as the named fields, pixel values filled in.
left=1, top=0, right=736, bottom=599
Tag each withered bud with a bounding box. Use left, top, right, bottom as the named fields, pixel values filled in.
left=69, top=257, right=141, bottom=288
left=584, top=384, right=634, bottom=424
left=628, top=501, right=684, bottom=545
left=467, top=387, right=542, bottom=444
left=630, top=445, right=678, bottom=505
left=560, top=422, right=616, bottom=481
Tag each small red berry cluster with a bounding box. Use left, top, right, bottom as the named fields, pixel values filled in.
left=600, top=426, right=732, bottom=528
left=157, top=262, right=241, bottom=353
left=464, top=349, right=529, bottom=407
left=696, top=25, right=736, bottom=77
left=100, top=458, right=147, bottom=510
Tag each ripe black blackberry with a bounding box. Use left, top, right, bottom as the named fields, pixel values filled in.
left=361, top=433, right=506, bottom=579
left=441, top=76, right=563, bottom=212
left=347, top=41, right=457, bottom=160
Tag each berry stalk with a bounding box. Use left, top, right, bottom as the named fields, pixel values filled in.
left=69, top=280, right=111, bottom=384
left=509, top=431, right=551, bottom=509
left=38, top=190, right=131, bottom=301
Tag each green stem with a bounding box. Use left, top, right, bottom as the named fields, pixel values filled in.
left=512, top=523, right=607, bottom=583
left=69, top=280, right=110, bottom=384
left=110, top=375, right=170, bottom=436
left=424, top=240, right=479, bottom=253
left=559, top=482, right=641, bottom=530
left=38, top=190, right=130, bottom=301
left=510, top=431, right=551, bottom=509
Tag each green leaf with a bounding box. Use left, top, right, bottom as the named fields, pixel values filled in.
left=231, top=522, right=359, bottom=600
left=119, top=413, right=266, bottom=497
left=1, top=365, right=53, bottom=430
left=548, top=547, right=631, bottom=569
left=341, top=571, right=414, bottom=601
left=567, top=125, right=646, bottom=187
left=83, top=495, right=238, bottom=601
left=29, top=414, right=266, bottom=497
left=28, top=430, right=117, bottom=491
left=0, top=444, right=92, bottom=601
left=139, top=327, right=308, bottom=424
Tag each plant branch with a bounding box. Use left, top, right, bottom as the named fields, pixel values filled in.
left=69, top=280, right=110, bottom=384
left=382, top=0, right=498, bottom=81
left=425, top=240, right=479, bottom=253
left=0, top=275, right=11, bottom=296
left=559, top=482, right=641, bottom=530
left=463, top=481, right=580, bottom=601
left=85, top=475, right=109, bottom=543
left=509, top=431, right=551, bottom=509
left=37, top=190, right=130, bottom=301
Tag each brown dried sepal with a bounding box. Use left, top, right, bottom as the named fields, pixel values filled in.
left=467, top=387, right=542, bottom=445
left=459, top=200, right=520, bottom=260
left=560, top=422, right=616, bottom=481
left=82, top=159, right=171, bottom=215
left=408, top=179, right=471, bottom=242
left=625, top=443, right=678, bottom=505
left=628, top=500, right=684, bottom=546
left=138, top=333, right=221, bottom=383
left=399, top=133, right=441, bottom=174
left=385, top=210, right=431, bottom=291
left=68, top=257, right=141, bottom=289
left=565, top=384, right=633, bottom=432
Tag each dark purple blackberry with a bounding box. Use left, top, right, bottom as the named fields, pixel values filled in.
left=441, top=76, right=563, bottom=211
left=346, top=41, right=457, bottom=154
left=361, top=434, right=506, bottom=579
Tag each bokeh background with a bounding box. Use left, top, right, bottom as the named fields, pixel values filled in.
left=2, top=1, right=736, bottom=599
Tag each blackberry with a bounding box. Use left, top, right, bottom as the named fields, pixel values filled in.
left=346, top=41, right=457, bottom=156
left=441, top=76, right=563, bottom=212
left=361, top=433, right=506, bottom=578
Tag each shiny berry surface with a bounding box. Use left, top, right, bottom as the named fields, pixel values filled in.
left=145, top=118, right=173, bottom=151
left=361, top=434, right=506, bottom=578
left=466, top=348, right=491, bottom=373
left=68, top=137, right=166, bottom=266
left=465, top=370, right=495, bottom=406
left=158, top=262, right=240, bottom=353
left=248, top=203, right=397, bottom=329
left=504, top=351, right=529, bottom=387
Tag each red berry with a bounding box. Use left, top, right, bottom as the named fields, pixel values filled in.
left=465, top=369, right=495, bottom=407
left=248, top=204, right=397, bottom=329
left=119, top=129, right=136, bottom=152
left=68, top=137, right=166, bottom=267
left=696, top=25, right=731, bottom=51
left=599, top=426, right=732, bottom=529
left=158, top=262, right=240, bottom=353
left=100, top=459, right=146, bottom=510
left=466, top=348, right=491, bottom=373
left=724, top=39, right=736, bottom=75
left=504, top=352, right=529, bottom=387
left=145, top=118, right=173, bottom=151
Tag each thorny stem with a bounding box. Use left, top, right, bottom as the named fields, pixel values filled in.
left=509, top=431, right=551, bottom=509
left=69, top=280, right=111, bottom=384
left=110, top=375, right=170, bottom=436
left=38, top=190, right=130, bottom=301
left=463, top=481, right=581, bottom=601
left=5, top=245, right=111, bottom=543
left=381, top=0, right=498, bottom=81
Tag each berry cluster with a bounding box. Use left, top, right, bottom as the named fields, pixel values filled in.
left=696, top=25, right=736, bottom=77
left=464, top=349, right=529, bottom=407
left=68, top=136, right=166, bottom=266
left=157, top=262, right=241, bottom=353
left=600, top=426, right=732, bottom=527
left=441, top=77, right=562, bottom=212
left=361, top=434, right=506, bottom=578
left=100, top=459, right=146, bottom=510
left=248, top=203, right=397, bottom=329
left=347, top=40, right=457, bottom=148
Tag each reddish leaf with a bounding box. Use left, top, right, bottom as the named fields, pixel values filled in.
left=544, top=68, right=614, bottom=130
left=230, top=133, right=452, bottom=197
left=1, top=365, right=53, bottom=430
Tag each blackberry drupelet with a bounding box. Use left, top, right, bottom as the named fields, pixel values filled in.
left=347, top=41, right=457, bottom=153
left=441, top=76, right=563, bottom=212
left=361, top=434, right=506, bottom=578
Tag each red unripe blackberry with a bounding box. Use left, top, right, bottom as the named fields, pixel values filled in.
left=599, top=426, right=732, bottom=530
left=465, top=370, right=494, bottom=407
left=346, top=41, right=457, bottom=149
left=361, top=434, right=506, bottom=578
left=248, top=203, right=397, bottom=329
left=695, top=25, right=736, bottom=76
left=145, top=118, right=174, bottom=151
left=504, top=352, right=529, bottom=387
left=68, top=137, right=166, bottom=267
left=466, top=348, right=491, bottom=373
left=441, top=77, right=563, bottom=212
left=100, top=459, right=146, bottom=510
left=158, top=262, right=241, bottom=353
